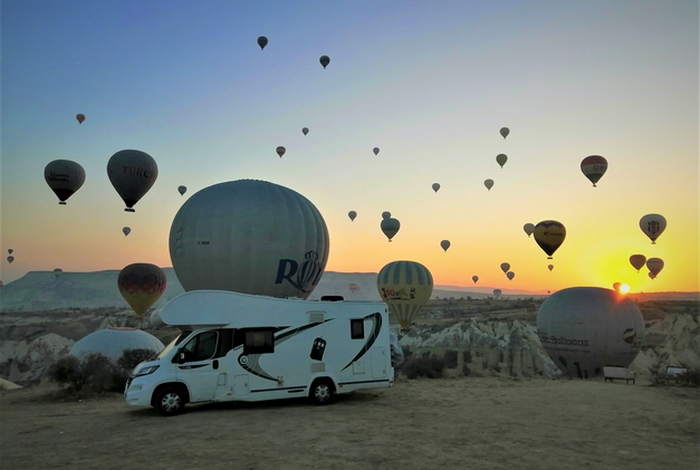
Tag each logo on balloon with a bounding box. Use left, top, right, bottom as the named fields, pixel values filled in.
left=622, top=328, right=636, bottom=345
left=275, top=250, right=323, bottom=294
left=379, top=286, right=416, bottom=301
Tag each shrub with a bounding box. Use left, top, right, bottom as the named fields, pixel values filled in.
left=49, top=353, right=123, bottom=395
left=117, top=348, right=158, bottom=371
left=443, top=350, right=458, bottom=369
left=401, top=354, right=445, bottom=379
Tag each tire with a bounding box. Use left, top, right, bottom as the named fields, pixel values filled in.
left=154, top=386, right=186, bottom=417
left=309, top=378, right=334, bottom=405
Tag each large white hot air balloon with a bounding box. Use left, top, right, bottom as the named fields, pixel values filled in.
left=537, top=287, right=644, bottom=379
left=70, top=328, right=164, bottom=364
left=169, top=180, right=329, bottom=299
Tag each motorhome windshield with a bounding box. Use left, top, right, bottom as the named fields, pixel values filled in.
left=157, top=330, right=192, bottom=359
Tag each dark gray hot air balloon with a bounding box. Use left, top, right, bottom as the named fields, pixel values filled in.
left=319, top=55, right=330, bottom=68
left=107, top=150, right=158, bottom=212
left=257, top=36, right=268, bottom=50
left=44, top=160, right=86, bottom=205
left=536, top=287, right=644, bottom=379
left=380, top=217, right=400, bottom=242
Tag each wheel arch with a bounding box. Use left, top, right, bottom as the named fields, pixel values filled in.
left=150, top=382, right=190, bottom=407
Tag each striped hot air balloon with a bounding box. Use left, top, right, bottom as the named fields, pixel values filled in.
left=118, top=263, right=167, bottom=316
left=376, top=260, right=433, bottom=330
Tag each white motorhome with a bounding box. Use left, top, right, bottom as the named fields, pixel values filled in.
left=125, top=290, right=398, bottom=416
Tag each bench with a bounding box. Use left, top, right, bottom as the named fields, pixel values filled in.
left=604, top=366, right=635, bottom=384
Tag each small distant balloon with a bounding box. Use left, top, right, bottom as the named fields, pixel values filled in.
left=8, top=249, right=13, bottom=255
left=373, top=147, right=380, bottom=156
left=500, top=262, right=511, bottom=274
left=380, top=217, right=400, bottom=242
left=646, top=258, right=664, bottom=277
left=612, top=282, right=622, bottom=292
left=548, top=264, right=554, bottom=272
left=276, top=146, right=286, bottom=158
left=472, top=275, right=479, bottom=283
left=123, top=226, right=131, bottom=237
left=484, top=179, right=494, bottom=191
left=496, top=154, right=508, bottom=169
left=381, top=211, right=391, bottom=220
left=639, top=214, right=666, bottom=244
left=523, top=223, right=535, bottom=238
left=178, top=185, right=187, bottom=196
left=257, top=36, right=268, bottom=50
left=629, top=254, right=646, bottom=272
left=7, top=256, right=14, bottom=264
left=493, top=289, right=502, bottom=299
left=580, top=155, right=608, bottom=187
left=348, top=283, right=359, bottom=293
left=440, top=240, right=451, bottom=252
left=76, top=113, right=86, bottom=124
left=302, top=127, right=309, bottom=136
left=319, top=55, right=330, bottom=68
left=432, top=183, right=440, bottom=193
left=500, top=127, right=510, bottom=139
left=533, top=220, right=566, bottom=259
left=648, top=272, right=656, bottom=280
left=348, top=211, right=357, bottom=221
left=53, top=268, right=63, bottom=278
left=506, top=271, right=515, bottom=281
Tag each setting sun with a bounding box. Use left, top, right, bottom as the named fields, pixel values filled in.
left=620, top=283, right=631, bottom=294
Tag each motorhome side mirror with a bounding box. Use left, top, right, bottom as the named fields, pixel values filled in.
left=175, top=351, right=186, bottom=364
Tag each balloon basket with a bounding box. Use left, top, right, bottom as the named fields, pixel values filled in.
left=125, top=208, right=135, bottom=212
left=59, top=201, right=67, bottom=205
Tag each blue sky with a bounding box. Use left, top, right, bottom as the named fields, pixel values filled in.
left=1, top=0, right=698, bottom=292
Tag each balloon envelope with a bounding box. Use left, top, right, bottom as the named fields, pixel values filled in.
left=122, top=226, right=131, bottom=237
left=506, top=271, right=515, bottom=280
left=169, top=180, right=329, bottom=299
left=646, top=258, right=664, bottom=277
left=178, top=185, right=187, bottom=196
left=612, top=282, right=622, bottom=292
left=496, top=154, right=508, bottom=168
left=376, top=260, right=433, bottom=330
left=348, top=210, right=357, bottom=221
left=533, top=220, right=566, bottom=259
left=548, top=264, right=554, bottom=272
left=6, top=256, right=14, bottom=264
left=118, top=263, right=167, bottom=316
left=76, top=114, right=85, bottom=124
left=580, top=155, right=608, bottom=187
left=381, top=211, right=391, bottom=220
left=53, top=268, right=63, bottom=278
left=536, top=287, right=644, bottom=378
left=302, top=127, right=309, bottom=136
left=523, top=223, right=535, bottom=237
left=472, top=275, right=479, bottom=283
left=257, top=36, right=268, bottom=50
left=440, top=240, right=451, bottom=252
left=348, top=283, right=359, bottom=293
left=629, top=254, right=646, bottom=272
left=380, top=218, right=400, bottom=242
left=639, top=214, right=666, bottom=244
left=44, top=160, right=86, bottom=205
left=373, top=147, right=380, bottom=156
left=500, top=262, right=510, bottom=274
left=484, top=179, right=494, bottom=191
left=493, top=289, right=502, bottom=298
left=7, top=249, right=13, bottom=255
left=319, top=55, right=330, bottom=68
left=107, top=150, right=158, bottom=212
left=432, top=183, right=440, bottom=193
left=70, top=328, right=164, bottom=363
left=500, top=127, right=509, bottom=139
left=276, top=146, right=286, bottom=158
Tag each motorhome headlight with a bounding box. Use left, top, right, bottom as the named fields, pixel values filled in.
left=134, top=365, right=160, bottom=377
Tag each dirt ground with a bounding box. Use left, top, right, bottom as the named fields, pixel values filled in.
left=1, top=377, right=698, bottom=470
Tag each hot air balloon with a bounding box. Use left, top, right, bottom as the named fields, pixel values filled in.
left=536, top=287, right=644, bottom=379
left=381, top=218, right=400, bottom=242
left=178, top=185, right=187, bottom=196
left=276, top=146, right=286, bottom=158
left=76, top=113, right=85, bottom=124
left=500, top=127, right=510, bottom=139
left=169, top=180, right=329, bottom=298
left=496, top=154, right=508, bottom=169
left=533, top=220, right=566, bottom=259
left=107, top=150, right=158, bottom=212
left=432, top=183, right=440, bottom=193
left=639, top=214, right=666, bottom=244
left=612, top=282, right=622, bottom=292
left=500, top=262, right=510, bottom=274
left=44, top=160, right=86, bottom=205
left=484, top=179, right=494, bottom=191
left=348, top=211, right=357, bottom=221
left=548, top=264, right=554, bottom=272
left=373, top=147, right=380, bottom=156
left=472, top=275, right=479, bottom=283
left=381, top=211, right=391, bottom=220
left=629, top=254, right=646, bottom=272
left=348, top=283, right=359, bottom=293
left=580, top=155, right=608, bottom=187
left=6, top=256, right=14, bottom=264
left=53, top=268, right=63, bottom=278
left=118, top=263, right=168, bottom=316
left=302, top=127, right=309, bottom=136
left=70, top=328, right=164, bottom=363
left=648, top=272, right=656, bottom=280
left=123, top=226, right=131, bottom=237
left=257, top=36, right=268, bottom=50
left=440, top=240, right=451, bottom=252
left=376, top=260, right=433, bottom=331
left=493, top=289, right=502, bottom=299
left=319, top=55, right=330, bottom=68
left=506, top=271, right=515, bottom=281
left=523, top=223, right=535, bottom=238
left=646, top=258, right=664, bottom=277
left=7, top=249, right=13, bottom=255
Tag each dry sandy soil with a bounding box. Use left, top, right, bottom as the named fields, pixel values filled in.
left=1, top=377, right=698, bottom=470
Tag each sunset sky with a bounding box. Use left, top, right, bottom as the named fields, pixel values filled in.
left=2, top=1, right=698, bottom=294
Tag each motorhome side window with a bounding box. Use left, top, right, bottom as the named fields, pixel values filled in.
left=243, top=329, right=274, bottom=355
left=181, top=331, right=218, bottom=362
left=350, top=319, right=364, bottom=339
